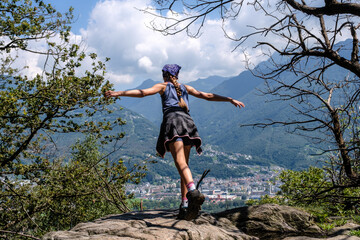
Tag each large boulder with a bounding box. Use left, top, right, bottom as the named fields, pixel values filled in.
left=214, top=204, right=324, bottom=239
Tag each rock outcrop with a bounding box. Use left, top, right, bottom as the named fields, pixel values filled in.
left=43, top=204, right=360, bottom=240
left=43, top=209, right=255, bottom=240
left=215, top=204, right=323, bottom=239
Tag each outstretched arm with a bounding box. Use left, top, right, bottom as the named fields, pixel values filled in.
left=185, top=85, right=245, bottom=109
left=105, top=83, right=166, bottom=98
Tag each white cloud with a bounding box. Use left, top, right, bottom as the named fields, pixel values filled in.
left=0, top=37, right=44, bottom=78
left=19, top=51, right=43, bottom=78
left=138, top=56, right=155, bottom=73
left=107, top=72, right=134, bottom=84
left=79, top=0, right=258, bottom=89
left=0, top=33, right=87, bottom=79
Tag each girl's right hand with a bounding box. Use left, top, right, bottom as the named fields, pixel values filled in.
left=231, top=99, right=245, bottom=109
left=104, top=90, right=120, bottom=98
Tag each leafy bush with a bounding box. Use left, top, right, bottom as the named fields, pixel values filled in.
left=352, top=215, right=360, bottom=224
left=350, top=229, right=360, bottom=237
left=246, top=166, right=360, bottom=223
left=0, top=135, right=147, bottom=238
left=317, top=223, right=335, bottom=233
left=277, top=167, right=360, bottom=215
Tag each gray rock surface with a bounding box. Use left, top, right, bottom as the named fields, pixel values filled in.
left=42, top=204, right=360, bottom=240
left=43, top=209, right=256, bottom=240
left=215, top=204, right=324, bottom=239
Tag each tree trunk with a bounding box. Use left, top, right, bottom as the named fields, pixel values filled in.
left=332, top=110, right=359, bottom=184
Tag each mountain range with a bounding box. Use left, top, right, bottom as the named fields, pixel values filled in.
left=116, top=69, right=318, bottom=173
left=52, top=39, right=355, bottom=180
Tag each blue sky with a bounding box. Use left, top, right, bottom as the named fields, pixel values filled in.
left=48, top=0, right=98, bottom=35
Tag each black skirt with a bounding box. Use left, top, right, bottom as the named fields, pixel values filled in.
left=156, top=110, right=202, bottom=158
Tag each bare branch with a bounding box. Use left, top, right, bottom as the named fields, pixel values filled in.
left=140, top=0, right=240, bottom=37
left=285, top=0, right=360, bottom=17
left=350, top=22, right=359, bottom=63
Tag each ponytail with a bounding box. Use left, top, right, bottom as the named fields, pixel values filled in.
left=163, top=71, right=189, bottom=112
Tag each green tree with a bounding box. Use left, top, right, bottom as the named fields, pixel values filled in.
left=0, top=1, right=138, bottom=239
left=1, top=135, right=147, bottom=238
left=0, top=0, right=118, bottom=169
left=278, top=167, right=360, bottom=211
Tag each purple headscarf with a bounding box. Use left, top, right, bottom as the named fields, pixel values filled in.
left=162, top=64, right=181, bottom=77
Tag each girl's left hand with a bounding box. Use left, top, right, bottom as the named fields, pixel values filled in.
left=231, top=99, right=245, bottom=109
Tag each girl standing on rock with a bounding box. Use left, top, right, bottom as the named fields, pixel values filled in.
left=105, top=64, right=245, bottom=220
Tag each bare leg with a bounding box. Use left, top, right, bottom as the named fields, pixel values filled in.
left=180, top=145, right=192, bottom=198
left=170, top=141, right=204, bottom=220
left=169, top=141, right=193, bottom=199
